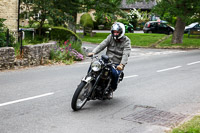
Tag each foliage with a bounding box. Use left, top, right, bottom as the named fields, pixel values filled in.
left=159, top=34, right=200, bottom=49
left=50, top=41, right=84, bottom=64
left=117, top=19, right=129, bottom=25
left=50, top=27, right=81, bottom=44
left=151, top=0, right=200, bottom=43
left=80, top=13, right=94, bottom=28
left=0, top=18, right=15, bottom=47
left=94, top=13, right=118, bottom=30
left=171, top=116, right=200, bottom=133
left=128, top=0, right=200, bottom=44
left=20, top=0, right=125, bottom=31
left=0, top=18, right=6, bottom=47
left=127, top=8, right=149, bottom=29
left=21, top=0, right=68, bottom=35
left=81, top=32, right=200, bottom=49
left=90, top=0, right=125, bottom=29
left=81, top=33, right=165, bottom=47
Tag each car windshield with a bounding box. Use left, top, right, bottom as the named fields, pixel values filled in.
left=188, top=23, right=198, bottom=27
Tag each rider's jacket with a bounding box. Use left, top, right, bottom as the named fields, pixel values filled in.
left=92, top=34, right=131, bottom=65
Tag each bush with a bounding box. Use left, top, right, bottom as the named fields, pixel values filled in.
left=50, top=27, right=81, bottom=44
left=117, top=19, right=129, bottom=25
left=0, top=18, right=15, bottom=47
left=50, top=41, right=84, bottom=64
left=80, top=13, right=94, bottom=35
left=80, top=13, right=94, bottom=28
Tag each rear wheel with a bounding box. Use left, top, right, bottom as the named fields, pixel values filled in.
left=148, top=31, right=152, bottom=33
left=168, top=31, right=173, bottom=35
left=71, top=81, right=92, bottom=111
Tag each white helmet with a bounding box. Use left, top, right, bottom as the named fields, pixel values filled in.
left=111, top=22, right=125, bottom=40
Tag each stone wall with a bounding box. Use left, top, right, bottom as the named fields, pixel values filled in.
left=0, top=47, right=15, bottom=70
left=0, top=42, right=57, bottom=70
left=0, top=0, right=19, bottom=38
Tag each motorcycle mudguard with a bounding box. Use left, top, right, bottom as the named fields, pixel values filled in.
left=82, top=76, right=93, bottom=83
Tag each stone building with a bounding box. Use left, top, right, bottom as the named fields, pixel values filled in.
left=0, top=0, right=19, bottom=39
left=76, top=0, right=157, bottom=25
left=121, top=0, right=157, bottom=12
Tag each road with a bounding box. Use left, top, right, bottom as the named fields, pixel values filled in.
left=76, top=30, right=144, bottom=33
left=0, top=43, right=200, bottom=133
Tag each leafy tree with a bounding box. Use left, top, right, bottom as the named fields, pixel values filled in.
left=127, top=0, right=200, bottom=44
left=57, top=0, right=125, bottom=31
left=20, top=0, right=127, bottom=34
left=21, top=0, right=73, bottom=34
left=80, top=13, right=94, bottom=35
left=89, top=0, right=125, bottom=28
left=152, top=0, right=200, bottom=44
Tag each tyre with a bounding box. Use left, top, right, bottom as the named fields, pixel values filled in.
left=148, top=31, right=152, bottom=33
left=71, top=81, right=92, bottom=111
left=168, top=31, right=173, bottom=35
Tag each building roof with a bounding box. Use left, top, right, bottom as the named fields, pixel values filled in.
left=121, top=0, right=157, bottom=10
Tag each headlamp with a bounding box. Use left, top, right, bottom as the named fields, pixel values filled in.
left=91, top=61, right=101, bottom=71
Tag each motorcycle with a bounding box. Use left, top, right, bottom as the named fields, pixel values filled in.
left=125, top=23, right=134, bottom=33
left=71, top=55, right=124, bottom=111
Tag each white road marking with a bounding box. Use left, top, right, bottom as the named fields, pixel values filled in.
left=124, top=75, right=138, bottom=79
left=157, top=66, right=182, bottom=73
left=187, top=61, right=200, bottom=66
left=130, top=50, right=186, bottom=58
left=0, top=92, right=54, bottom=107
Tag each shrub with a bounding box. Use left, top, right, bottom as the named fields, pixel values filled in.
left=80, top=13, right=94, bottom=35
left=117, top=19, right=129, bottom=25
left=50, top=27, right=81, bottom=44
left=0, top=18, right=15, bottom=47
left=50, top=41, right=84, bottom=64
left=80, top=13, right=94, bottom=28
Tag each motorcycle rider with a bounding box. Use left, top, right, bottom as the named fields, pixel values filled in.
left=88, top=22, right=131, bottom=96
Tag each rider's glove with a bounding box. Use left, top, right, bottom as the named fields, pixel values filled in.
left=117, top=64, right=124, bottom=71
left=87, top=52, right=94, bottom=57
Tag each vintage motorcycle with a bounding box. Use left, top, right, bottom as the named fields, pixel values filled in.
left=71, top=55, right=124, bottom=111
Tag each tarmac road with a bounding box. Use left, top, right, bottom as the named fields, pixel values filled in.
left=0, top=44, right=200, bottom=133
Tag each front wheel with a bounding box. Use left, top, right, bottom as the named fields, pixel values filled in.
left=71, top=81, right=92, bottom=111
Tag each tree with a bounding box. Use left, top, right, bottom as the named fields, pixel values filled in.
left=21, top=0, right=126, bottom=34
left=57, top=0, right=125, bottom=31
left=127, top=0, right=200, bottom=44
left=21, top=0, right=58, bottom=35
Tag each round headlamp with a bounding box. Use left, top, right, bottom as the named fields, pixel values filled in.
left=91, top=61, right=101, bottom=71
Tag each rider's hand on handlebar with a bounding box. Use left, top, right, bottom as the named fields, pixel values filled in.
left=87, top=52, right=94, bottom=57
left=117, top=64, right=124, bottom=71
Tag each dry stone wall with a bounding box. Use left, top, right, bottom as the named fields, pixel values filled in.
left=0, top=47, right=15, bottom=70
left=0, top=42, right=57, bottom=70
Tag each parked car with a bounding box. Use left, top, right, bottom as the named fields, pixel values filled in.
left=184, top=22, right=200, bottom=33
left=143, top=21, right=174, bottom=35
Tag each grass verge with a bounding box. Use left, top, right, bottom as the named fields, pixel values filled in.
left=171, top=116, right=200, bottom=133
left=158, top=34, right=200, bottom=49
left=80, top=33, right=200, bottom=49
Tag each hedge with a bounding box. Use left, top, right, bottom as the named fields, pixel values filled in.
left=80, top=13, right=94, bottom=28
left=50, top=27, right=82, bottom=44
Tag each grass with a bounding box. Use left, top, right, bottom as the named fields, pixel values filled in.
left=159, top=34, right=200, bottom=49
left=79, top=33, right=110, bottom=44
left=80, top=33, right=200, bottom=49
left=80, top=33, right=165, bottom=47
left=126, top=33, right=165, bottom=47
left=171, top=116, right=200, bottom=133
